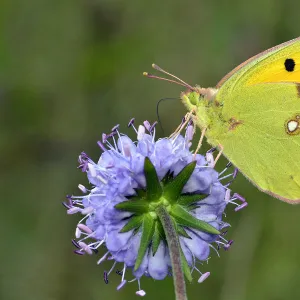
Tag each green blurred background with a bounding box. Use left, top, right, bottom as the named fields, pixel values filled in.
left=1, top=1, right=300, bottom=300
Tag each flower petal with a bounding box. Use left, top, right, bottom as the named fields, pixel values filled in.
left=148, top=242, right=169, bottom=280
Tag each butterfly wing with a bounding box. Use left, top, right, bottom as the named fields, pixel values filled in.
left=217, top=37, right=300, bottom=89
left=214, top=37, right=300, bottom=203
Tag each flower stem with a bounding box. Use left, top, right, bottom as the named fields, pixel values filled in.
left=156, top=205, right=188, bottom=300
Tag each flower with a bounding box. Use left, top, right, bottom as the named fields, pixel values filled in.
left=64, top=118, right=247, bottom=296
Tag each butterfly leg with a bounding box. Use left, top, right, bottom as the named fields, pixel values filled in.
left=170, top=109, right=196, bottom=139
left=205, top=144, right=223, bottom=167
left=193, top=127, right=207, bottom=159
left=213, top=144, right=224, bottom=167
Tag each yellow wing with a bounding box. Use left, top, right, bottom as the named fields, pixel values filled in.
left=213, top=37, right=300, bottom=203
left=217, top=37, right=300, bottom=91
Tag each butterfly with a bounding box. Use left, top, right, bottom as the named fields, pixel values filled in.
left=144, top=37, right=300, bottom=204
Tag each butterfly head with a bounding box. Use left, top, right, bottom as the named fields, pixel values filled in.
left=181, top=87, right=218, bottom=112
left=180, top=89, right=201, bottom=111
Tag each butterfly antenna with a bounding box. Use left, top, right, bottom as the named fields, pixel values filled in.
left=143, top=64, right=195, bottom=91
left=143, top=72, right=189, bottom=88
left=152, top=64, right=195, bottom=91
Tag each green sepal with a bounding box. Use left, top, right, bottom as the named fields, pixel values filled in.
left=176, top=225, right=191, bottom=239
left=115, top=199, right=149, bottom=214
left=161, top=170, right=174, bottom=185
left=135, top=188, right=146, bottom=198
left=164, top=161, right=196, bottom=204
left=186, top=204, right=201, bottom=211
left=180, top=247, right=193, bottom=282
left=119, top=215, right=144, bottom=233
left=170, top=204, right=220, bottom=235
left=177, top=193, right=207, bottom=207
left=152, top=222, right=162, bottom=255
left=172, top=216, right=191, bottom=238
left=144, top=157, right=163, bottom=201
left=134, top=215, right=155, bottom=271
left=156, top=219, right=166, bottom=239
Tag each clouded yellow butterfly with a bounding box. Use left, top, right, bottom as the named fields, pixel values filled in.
left=145, top=37, right=300, bottom=204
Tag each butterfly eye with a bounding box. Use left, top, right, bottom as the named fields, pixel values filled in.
left=188, top=91, right=200, bottom=106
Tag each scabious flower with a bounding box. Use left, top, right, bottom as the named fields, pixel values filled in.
left=64, top=118, right=247, bottom=296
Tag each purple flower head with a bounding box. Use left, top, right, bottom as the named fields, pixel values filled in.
left=65, top=119, right=247, bottom=295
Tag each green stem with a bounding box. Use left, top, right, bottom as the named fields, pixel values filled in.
left=156, top=205, right=188, bottom=300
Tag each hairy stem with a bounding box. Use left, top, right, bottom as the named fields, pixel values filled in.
left=156, top=205, right=188, bottom=300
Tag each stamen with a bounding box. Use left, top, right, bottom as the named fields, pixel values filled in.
left=62, top=202, right=71, bottom=209
left=207, top=147, right=217, bottom=153
left=218, top=173, right=234, bottom=181
left=225, top=189, right=231, bottom=202
left=78, top=162, right=88, bottom=172
left=136, top=290, right=146, bottom=297
left=206, top=152, right=214, bottom=168
left=143, top=121, right=151, bottom=132
left=81, top=206, right=94, bottom=215
left=128, top=118, right=135, bottom=127
left=215, top=241, right=226, bottom=249
left=103, top=271, right=109, bottom=284
left=209, top=244, right=220, bottom=257
left=223, top=240, right=234, bottom=251
left=77, top=224, right=93, bottom=234
left=116, top=132, right=125, bottom=156
left=111, top=124, right=120, bottom=132
left=149, top=121, right=158, bottom=133
left=97, top=140, right=107, bottom=152
left=128, top=118, right=138, bottom=135
left=221, top=230, right=228, bottom=236
left=78, top=241, right=93, bottom=255
left=108, top=261, right=117, bottom=275
left=117, top=280, right=127, bottom=290
left=88, top=163, right=97, bottom=177
left=136, top=279, right=146, bottom=297
left=72, top=239, right=80, bottom=249
left=78, top=184, right=88, bottom=193
left=66, top=194, right=73, bottom=205
left=67, top=207, right=82, bottom=215
left=121, top=264, right=127, bottom=282
left=73, top=250, right=85, bottom=255
left=97, top=252, right=109, bottom=264
left=102, top=133, right=108, bottom=144
left=218, top=163, right=231, bottom=177
left=185, top=125, right=194, bottom=142
left=218, top=235, right=228, bottom=243
left=235, top=202, right=248, bottom=212
left=108, top=132, right=118, bottom=150
left=198, top=272, right=210, bottom=283
left=233, top=168, right=239, bottom=178
left=75, top=227, right=81, bottom=238
left=232, top=193, right=245, bottom=202
left=96, top=175, right=108, bottom=184
left=226, top=162, right=232, bottom=168
left=137, top=125, right=145, bottom=141
left=89, top=240, right=104, bottom=249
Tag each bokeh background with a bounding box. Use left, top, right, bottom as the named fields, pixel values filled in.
left=1, top=1, right=300, bottom=300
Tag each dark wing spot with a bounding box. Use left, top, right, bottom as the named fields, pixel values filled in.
left=284, top=58, right=295, bottom=72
